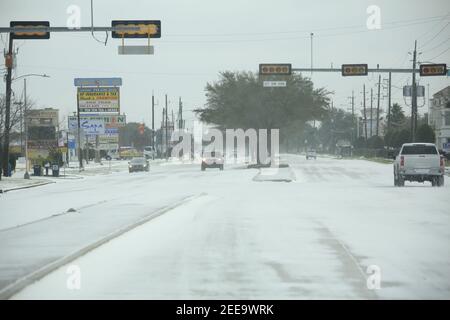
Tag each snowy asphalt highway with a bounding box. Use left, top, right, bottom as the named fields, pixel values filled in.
left=1, top=155, right=449, bottom=299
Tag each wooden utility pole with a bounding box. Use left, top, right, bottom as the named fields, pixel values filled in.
left=151, top=92, right=155, bottom=147
left=363, top=84, right=368, bottom=142
left=411, top=40, right=418, bottom=142
left=165, top=94, right=168, bottom=159
left=370, top=88, right=373, bottom=138
left=376, top=74, right=381, bottom=137
left=387, top=72, right=392, bottom=133
left=1, top=34, right=14, bottom=178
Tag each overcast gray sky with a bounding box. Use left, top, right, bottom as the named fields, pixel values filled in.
left=1, top=0, right=449, bottom=129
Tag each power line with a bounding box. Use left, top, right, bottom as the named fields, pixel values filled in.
left=419, top=21, right=450, bottom=49
left=421, top=37, right=450, bottom=53
left=165, top=15, right=447, bottom=37
left=156, top=18, right=448, bottom=43
left=427, top=46, right=450, bottom=61
left=416, top=12, right=450, bottom=42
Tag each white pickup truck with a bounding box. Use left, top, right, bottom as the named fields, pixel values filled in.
left=394, top=143, right=445, bottom=187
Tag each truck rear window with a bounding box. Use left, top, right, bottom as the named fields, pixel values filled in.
left=401, top=145, right=438, bottom=155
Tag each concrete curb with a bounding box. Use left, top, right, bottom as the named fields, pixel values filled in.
left=0, top=181, right=55, bottom=194
left=0, top=192, right=206, bottom=300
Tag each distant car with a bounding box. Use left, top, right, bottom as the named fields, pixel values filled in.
left=394, top=143, right=445, bottom=187
left=128, top=157, right=150, bottom=173
left=306, top=149, right=317, bottom=160
left=201, top=151, right=224, bottom=171
left=105, top=149, right=120, bottom=161
left=144, top=146, right=157, bottom=160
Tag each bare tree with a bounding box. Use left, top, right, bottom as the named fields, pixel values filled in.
left=0, top=93, right=35, bottom=142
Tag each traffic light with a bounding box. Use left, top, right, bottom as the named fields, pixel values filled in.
left=111, top=20, right=161, bottom=38
left=138, top=124, right=145, bottom=135
left=259, top=64, right=292, bottom=76
left=10, top=21, right=50, bottom=39
left=341, top=64, right=368, bottom=76
left=419, top=64, right=447, bottom=76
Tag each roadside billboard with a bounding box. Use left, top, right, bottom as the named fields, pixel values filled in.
left=74, top=78, right=122, bottom=87
left=78, top=87, right=120, bottom=113
left=80, top=119, right=105, bottom=135
left=68, top=115, right=125, bottom=151
left=68, top=115, right=126, bottom=130
left=26, top=108, right=59, bottom=161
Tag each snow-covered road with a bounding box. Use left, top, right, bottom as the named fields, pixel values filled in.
left=2, top=155, right=449, bottom=299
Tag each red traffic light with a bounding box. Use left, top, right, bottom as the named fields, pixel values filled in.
left=138, top=124, right=145, bottom=135
left=419, top=64, right=447, bottom=76
left=341, top=64, right=368, bottom=76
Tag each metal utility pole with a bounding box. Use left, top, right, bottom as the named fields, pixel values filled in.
left=19, top=93, right=23, bottom=155
left=1, top=34, right=14, bottom=178
left=363, top=84, right=368, bottom=142
left=23, top=78, right=30, bottom=179
left=351, top=90, right=355, bottom=143
left=165, top=94, right=168, bottom=159
left=376, top=74, right=381, bottom=136
left=76, top=88, right=83, bottom=171
left=370, top=88, right=373, bottom=138
left=411, top=40, right=418, bottom=142
left=387, top=72, right=392, bottom=133
left=151, top=92, right=155, bottom=147
left=311, top=32, right=314, bottom=74
left=178, top=97, right=183, bottom=129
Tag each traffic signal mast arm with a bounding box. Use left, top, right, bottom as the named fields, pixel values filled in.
left=0, top=26, right=141, bottom=34
left=291, top=67, right=422, bottom=74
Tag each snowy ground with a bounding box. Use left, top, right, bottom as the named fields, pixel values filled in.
left=1, top=154, right=449, bottom=299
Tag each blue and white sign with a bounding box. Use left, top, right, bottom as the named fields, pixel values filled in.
left=68, top=138, right=76, bottom=150
left=74, top=78, right=122, bottom=87
left=105, top=127, right=118, bottom=135
left=79, top=119, right=105, bottom=135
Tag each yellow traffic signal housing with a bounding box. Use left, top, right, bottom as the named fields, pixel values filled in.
left=259, top=64, right=292, bottom=76
left=10, top=21, right=50, bottom=39
left=111, top=20, right=161, bottom=38
left=341, top=64, right=368, bottom=76
left=419, top=64, right=447, bottom=76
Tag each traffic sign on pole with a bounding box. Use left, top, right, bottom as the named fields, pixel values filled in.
left=118, top=45, right=154, bottom=55
left=263, top=81, right=287, bottom=87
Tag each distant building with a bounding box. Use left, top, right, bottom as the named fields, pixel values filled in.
left=428, top=86, right=450, bottom=151
left=356, top=108, right=385, bottom=139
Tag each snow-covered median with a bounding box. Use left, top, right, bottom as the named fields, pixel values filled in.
left=0, top=177, right=54, bottom=193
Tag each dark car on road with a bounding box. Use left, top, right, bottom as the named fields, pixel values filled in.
left=128, top=157, right=150, bottom=173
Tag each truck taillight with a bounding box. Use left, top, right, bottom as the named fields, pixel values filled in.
left=400, top=156, right=404, bottom=167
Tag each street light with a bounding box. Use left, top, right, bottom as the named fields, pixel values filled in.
left=12, top=74, right=50, bottom=179
left=12, top=73, right=50, bottom=82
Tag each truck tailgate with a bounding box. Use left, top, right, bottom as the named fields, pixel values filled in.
left=403, top=155, right=440, bottom=170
